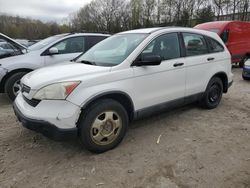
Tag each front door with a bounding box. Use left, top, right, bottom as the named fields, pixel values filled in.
left=132, top=32, right=186, bottom=110
left=44, top=36, right=85, bottom=66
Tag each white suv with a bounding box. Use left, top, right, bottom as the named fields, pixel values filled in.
left=13, top=27, right=233, bottom=153
left=0, top=33, right=109, bottom=100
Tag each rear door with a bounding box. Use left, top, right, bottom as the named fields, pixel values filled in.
left=44, top=36, right=86, bottom=66
left=182, top=32, right=223, bottom=96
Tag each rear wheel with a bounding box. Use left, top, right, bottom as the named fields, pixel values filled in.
left=200, top=77, right=223, bottom=109
left=78, top=99, right=128, bottom=153
left=5, top=72, right=27, bottom=101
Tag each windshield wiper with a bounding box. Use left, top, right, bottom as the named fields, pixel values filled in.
left=80, top=60, right=96, bottom=66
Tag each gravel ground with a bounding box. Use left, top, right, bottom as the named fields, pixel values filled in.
left=0, top=68, right=250, bottom=188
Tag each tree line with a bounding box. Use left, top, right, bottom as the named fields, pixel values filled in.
left=0, top=15, right=70, bottom=40
left=0, top=0, right=250, bottom=39
left=70, top=0, right=250, bottom=33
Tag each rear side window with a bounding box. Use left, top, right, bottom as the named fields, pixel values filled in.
left=183, top=33, right=209, bottom=57
left=206, top=37, right=224, bottom=53
left=87, top=36, right=108, bottom=49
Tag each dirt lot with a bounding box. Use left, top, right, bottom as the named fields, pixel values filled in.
left=0, top=68, right=250, bottom=188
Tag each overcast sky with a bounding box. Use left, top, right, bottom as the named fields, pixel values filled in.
left=0, top=0, right=92, bottom=22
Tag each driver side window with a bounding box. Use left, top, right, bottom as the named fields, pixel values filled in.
left=141, top=33, right=181, bottom=61
left=52, top=37, right=85, bottom=54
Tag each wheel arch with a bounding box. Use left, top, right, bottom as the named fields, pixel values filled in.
left=211, top=72, right=228, bottom=93
left=0, top=68, right=33, bottom=93
left=79, top=91, right=135, bottom=123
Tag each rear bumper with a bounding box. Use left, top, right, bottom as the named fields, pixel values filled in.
left=13, top=102, right=77, bottom=141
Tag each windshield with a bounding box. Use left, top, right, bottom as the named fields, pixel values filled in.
left=77, top=33, right=148, bottom=66
left=28, top=34, right=66, bottom=51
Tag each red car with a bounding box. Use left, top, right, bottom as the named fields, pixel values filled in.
left=195, top=21, right=250, bottom=67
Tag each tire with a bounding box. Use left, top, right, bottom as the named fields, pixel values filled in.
left=200, top=77, right=223, bottom=109
left=4, top=72, right=27, bottom=101
left=78, top=99, right=129, bottom=153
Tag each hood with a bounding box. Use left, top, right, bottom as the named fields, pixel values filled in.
left=22, top=62, right=111, bottom=90
left=0, top=33, right=28, bottom=50
left=0, top=34, right=28, bottom=60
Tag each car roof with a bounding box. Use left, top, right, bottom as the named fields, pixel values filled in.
left=119, top=27, right=216, bottom=36
left=194, top=21, right=232, bottom=30
left=195, top=21, right=250, bottom=30
left=65, top=33, right=111, bottom=37
left=120, top=28, right=163, bottom=34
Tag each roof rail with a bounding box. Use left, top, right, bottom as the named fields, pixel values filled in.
left=70, top=30, right=111, bottom=35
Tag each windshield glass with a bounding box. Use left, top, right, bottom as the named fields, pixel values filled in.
left=77, top=33, right=148, bottom=66
left=28, top=34, right=66, bottom=51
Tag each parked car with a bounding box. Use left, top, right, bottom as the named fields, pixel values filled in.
left=0, top=33, right=110, bottom=100
left=13, top=27, right=233, bottom=153
left=0, top=42, right=16, bottom=54
left=15, top=39, right=40, bottom=47
left=0, top=33, right=28, bottom=59
left=194, top=21, right=250, bottom=67
left=242, top=59, right=250, bottom=80
left=27, top=40, right=40, bottom=47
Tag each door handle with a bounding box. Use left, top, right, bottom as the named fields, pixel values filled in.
left=173, top=63, right=184, bottom=67
left=207, top=57, right=215, bottom=61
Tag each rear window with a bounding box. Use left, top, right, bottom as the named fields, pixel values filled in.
left=206, top=37, right=224, bottom=53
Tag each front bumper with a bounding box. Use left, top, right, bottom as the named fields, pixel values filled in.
left=0, top=67, right=8, bottom=93
left=13, top=102, right=77, bottom=140
left=13, top=93, right=81, bottom=141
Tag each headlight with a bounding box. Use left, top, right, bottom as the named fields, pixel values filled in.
left=33, top=81, right=80, bottom=100
left=245, top=60, right=250, bottom=66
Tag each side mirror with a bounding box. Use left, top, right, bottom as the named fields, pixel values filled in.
left=22, top=49, right=28, bottom=54
left=133, top=55, right=162, bottom=67
left=48, top=47, right=59, bottom=55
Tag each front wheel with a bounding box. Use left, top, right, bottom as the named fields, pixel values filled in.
left=200, top=77, right=223, bottom=109
left=5, top=72, right=27, bottom=101
left=78, top=99, right=129, bottom=153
